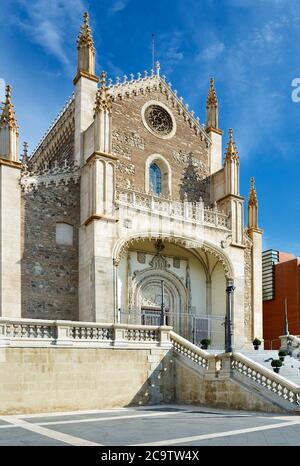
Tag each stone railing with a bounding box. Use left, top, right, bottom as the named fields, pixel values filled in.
left=231, top=352, right=300, bottom=407
left=0, top=318, right=172, bottom=349
left=170, top=331, right=217, bottom=374
left=280, top=334, right=300, bottom=358
left=116, top=188, right=230, bottom=230
left=171, top=333, right=300, bottom=409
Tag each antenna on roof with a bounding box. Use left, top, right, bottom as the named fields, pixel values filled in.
left=152, top=33, right=155, bottom=70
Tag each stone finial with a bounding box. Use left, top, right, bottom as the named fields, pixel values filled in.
left=206, top=77, right=218, bottom=108
left=248, top=177, right=258, bottom=207
left=247, top=176, right=259, bottom=230
left=77, top=11, right=95, bottom=51
left=0, top=85, right=18, bottom=131
left=206, top=77, right=219, bottom=130
left=74, top=11, right=97, bottom=80
left=224, top=128, right=238, bottom=162
left=22, top=141, right=29, bottom=163
left=156, top=61, right=160, bottom=76
left=94, top=71, right=112, bottom=113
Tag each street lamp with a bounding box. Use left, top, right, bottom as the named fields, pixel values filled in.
left=160, top=280, right=166, bottom=326
left=225, top=280, right=235, bottom=353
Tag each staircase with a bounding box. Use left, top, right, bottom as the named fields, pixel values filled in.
left=241, top=350, right=300, bottom=386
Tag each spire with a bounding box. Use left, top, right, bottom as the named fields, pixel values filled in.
left=22, top=141, right=29, bottom=165
left=207, top=77, right=218, bottom=107
left=247, top=177, right=259, bottom=230
left=0, top=85, right=18, bottom=131
left=0, top=84, right=19, bottom=161
left=224, top=129, right=239, bottom=162
left=94, top=71, right=112, bottom=113
left=206, top=77, right=218, bottom=129
left=94, top=71, right=112, bottom=154
left=248, top=177, right=258, bottom=208
left=74, top=11, right=97, bottom=83
left=77, top=12, right=95, bottom=52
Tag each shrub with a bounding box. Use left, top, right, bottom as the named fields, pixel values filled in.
left=253, top=338, right=262, bottom=346
left=271, top=359, right=283, bottom=368
left=200, top=338, right=211, bottom=347
left=278, top=350, right=288, bottom=357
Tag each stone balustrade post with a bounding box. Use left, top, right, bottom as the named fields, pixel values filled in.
left=159, top=326, right=172, bottom=348
left=55, top=322, right=73, bottom=346
left=113, top=324, right=128, bottom=348
left=0, top=322, right=10, bottom=347
left=205, top=355, right=218, bottom=379
left=279, top=335, right=289, bottom=351
left=217, top=353, right=232, bottom=379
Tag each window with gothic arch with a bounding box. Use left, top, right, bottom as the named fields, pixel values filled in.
left=149, top=163, right=162, bottom=195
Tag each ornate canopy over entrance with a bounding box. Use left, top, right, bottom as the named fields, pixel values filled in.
left=116, top=236, right=229, bottom=347
left=113, top=233, right=234, bottom=280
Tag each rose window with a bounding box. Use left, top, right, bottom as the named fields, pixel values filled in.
left=144, top=105, right=173, bottom=136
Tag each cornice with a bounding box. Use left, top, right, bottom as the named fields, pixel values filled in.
left=84, top=214, right=118, bottom=226
left=206, top=127, right=223, bottom=136
left=86, top=151, right=118, bottom=165
left=0, top=158, right=22, bottom=169
left=73, top=71, right=99, bottom=85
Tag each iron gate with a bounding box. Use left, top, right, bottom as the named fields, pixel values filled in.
left=119, top=309, right=225, bottom=349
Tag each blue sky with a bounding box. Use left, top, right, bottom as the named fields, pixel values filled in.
left=0, top=0, right=300, bottom=255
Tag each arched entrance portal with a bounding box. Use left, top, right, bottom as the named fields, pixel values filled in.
left=115, top=237, right=231, bottom=348
left=132, top=266, right=188, bottom=337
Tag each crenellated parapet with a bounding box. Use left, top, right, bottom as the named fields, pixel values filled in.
left=20, top=160, right=80, bottom=192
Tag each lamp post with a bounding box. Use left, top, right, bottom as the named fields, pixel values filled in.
left=225, top=280, right=235, bottom=353
left=160, top=280, right=165, bottom=326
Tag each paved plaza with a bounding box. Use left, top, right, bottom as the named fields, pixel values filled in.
left=1, top=405, right=300, bottom=446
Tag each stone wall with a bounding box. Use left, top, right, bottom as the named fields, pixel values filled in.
left=0, top=347, right=174, bottom=415
left=174, top=358, right=282, bottom=413
left=0, top=344, right=287, bottom=415
left=112, top=90, right=210, bottom=203
left=21, top=180, right=80, bottom=320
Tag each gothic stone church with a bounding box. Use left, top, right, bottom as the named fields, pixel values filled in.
left=0, top=13, right=263, bottom=350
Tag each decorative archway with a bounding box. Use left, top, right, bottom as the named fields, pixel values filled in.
left=131, top=266, right=188, bottom=335
left=113, top=233, right=234, bottom=280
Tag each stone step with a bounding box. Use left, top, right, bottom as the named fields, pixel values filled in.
left=240, top=351, right=300, bottom=385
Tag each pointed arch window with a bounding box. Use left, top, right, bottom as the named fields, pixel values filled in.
left=149, top=163, right=161, bottom=195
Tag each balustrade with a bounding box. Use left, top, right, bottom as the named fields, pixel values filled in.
left=116, top=188, right=230, bottom=230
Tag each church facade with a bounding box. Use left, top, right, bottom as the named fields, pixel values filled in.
left=0, top=13, right=263, bottom=350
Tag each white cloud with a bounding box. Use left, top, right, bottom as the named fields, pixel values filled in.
left=157, top=31, right=184, bottom=75
left=109, top=0, right=130, bottom=14
left=200, top=41, right=225, bottom=61
left=12, top=0, right=86, bottom=69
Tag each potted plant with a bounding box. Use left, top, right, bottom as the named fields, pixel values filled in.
left=278, top=350, right=288, bottom=362
left=253, top=338, right=262, bottom=350
left=271, top=359, right=283, bottom=374
left=200, top=338, right=211, bottom=350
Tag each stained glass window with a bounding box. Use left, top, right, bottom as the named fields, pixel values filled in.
left=150, top=163, right=161, bottom=195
